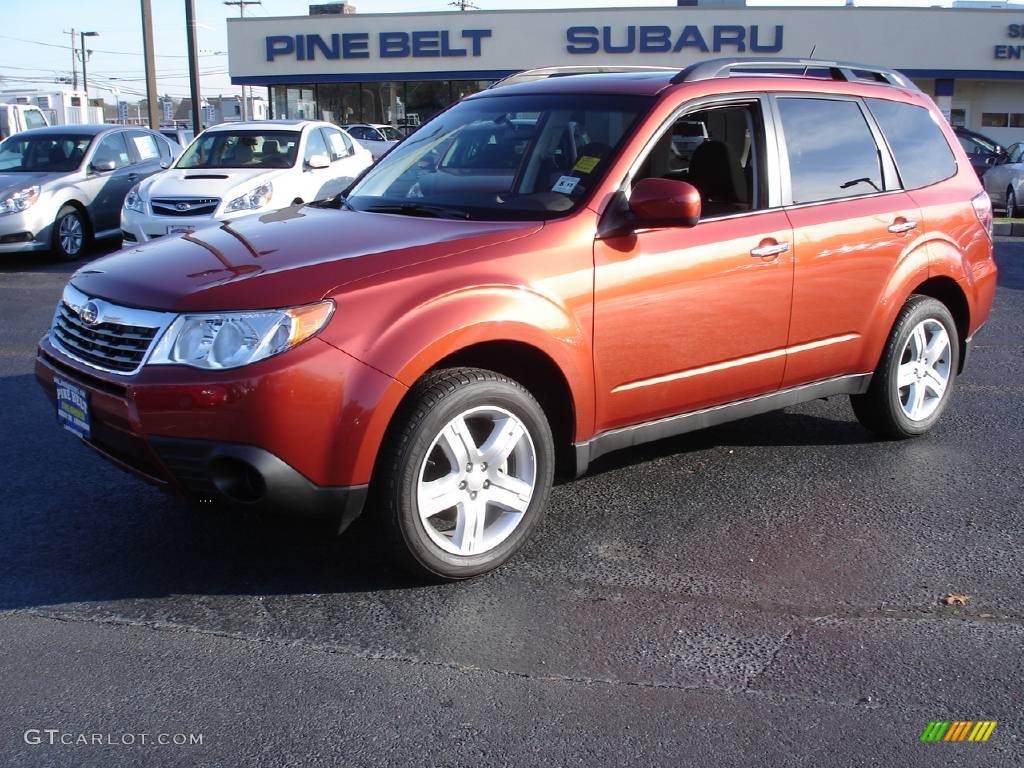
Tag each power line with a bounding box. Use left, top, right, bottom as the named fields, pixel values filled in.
left=0, top=34, right=226, bottom=58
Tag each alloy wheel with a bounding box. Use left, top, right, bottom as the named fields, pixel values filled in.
left=897, top=318, right=952, bottom=422
left=416, top=405, right=537, bottom=556
left=59, top=214, right=84, bottom=256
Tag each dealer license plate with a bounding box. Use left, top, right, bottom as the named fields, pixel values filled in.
left=54, top=377, right=90, bottom=440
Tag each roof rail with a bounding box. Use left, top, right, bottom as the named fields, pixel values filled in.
left=490, top=65, right=678, bottom=89
left=671, top=57, right=921, bottom=91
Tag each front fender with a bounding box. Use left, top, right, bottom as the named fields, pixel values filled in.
left=325, top=284, right=595, bottom=442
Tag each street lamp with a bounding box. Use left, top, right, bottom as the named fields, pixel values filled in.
left=80, top=31, right=98, bottom=104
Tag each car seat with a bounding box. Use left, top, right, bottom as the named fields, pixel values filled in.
left=685, top=140, right=748, bottom=215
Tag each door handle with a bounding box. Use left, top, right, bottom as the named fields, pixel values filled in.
left=750, top=241, right=790, bottom=259
left=888, top=219, right=918, bottom=234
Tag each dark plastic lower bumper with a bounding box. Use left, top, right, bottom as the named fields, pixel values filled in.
left=147, top=437, right=368, bottom=533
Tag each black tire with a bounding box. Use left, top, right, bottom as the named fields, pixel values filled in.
left=851, top=295, right=959, bottom=439
left=374, top=367, right=555, bottom=581
left=51, top=205, right=88, bottom=261
left=1006, top=187, right=1017, bottom=218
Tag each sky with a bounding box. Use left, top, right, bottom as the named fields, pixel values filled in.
left=0, top=0, right=976, bottom=103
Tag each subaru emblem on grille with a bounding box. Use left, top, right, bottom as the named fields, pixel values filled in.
left=79, top=301, right=101, bottom=326
left=175, top=202, right=191, bottom=212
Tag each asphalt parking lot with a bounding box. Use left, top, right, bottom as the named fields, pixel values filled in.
left=0, top=241, right=1021, bottom=767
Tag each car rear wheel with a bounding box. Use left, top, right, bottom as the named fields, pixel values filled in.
left=851, top=295, right=959, bottom=439
left=375, top=367, right=554, bottom=580
left=51, top=205, right=87, bottom=261
left=1006, top=187, right=1017, bottom=218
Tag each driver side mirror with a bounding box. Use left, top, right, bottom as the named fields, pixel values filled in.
left=90, top=159, right=116, bottom=173
left=630, top=178, right=701, bottom=228
left=306, top=153, right=330, bottom=170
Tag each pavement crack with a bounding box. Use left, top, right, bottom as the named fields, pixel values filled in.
left=9, top=609, right=873, bottom=711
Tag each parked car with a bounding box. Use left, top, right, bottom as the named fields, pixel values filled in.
left=120, top=120, right=372, bottom=243
left=0, top=124, right=180, bottom=259
left=36, top=60, right=997, bottom=580
left=340, top=123, right=403, bottom=160
left=981, top=142, right=1024, bottom=216
left=0, top=103, right=49, bottom=141
left=954, top=126, right=1005, bottom=179
left=159, top=125, right=195, bottom=148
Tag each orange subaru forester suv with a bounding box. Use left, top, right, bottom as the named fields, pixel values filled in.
left=37, top=59, right=997, bottom=580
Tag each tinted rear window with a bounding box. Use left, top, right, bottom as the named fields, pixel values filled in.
left=867, top=99, right=957, bottom=190
left=777, top=97, right=883, bottom=205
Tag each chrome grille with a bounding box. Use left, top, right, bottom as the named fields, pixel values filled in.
left=151, top=197, right=220, bottom=217
left=50, top=285, right=174, bottom=375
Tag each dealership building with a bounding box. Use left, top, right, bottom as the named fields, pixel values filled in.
left=228, top=3, right=1024, bottom=144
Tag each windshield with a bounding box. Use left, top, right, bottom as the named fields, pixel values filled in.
left=346, top=93, right=653, bottom=221
left=0, top=134, right=92, bottom=172
left=176, top=130, right=300, bottom=169
left=379, top=126, right=404, bottom=142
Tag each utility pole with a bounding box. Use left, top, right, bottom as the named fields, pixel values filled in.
left=224, top=0, right=260, bottom=121
left=64, top=29, right=78, bottom=90
left=80, top=31, right=98, bottom=103
left=141, top=0, right=160, bottom=129
left=185, top=0, right=202, bottom=135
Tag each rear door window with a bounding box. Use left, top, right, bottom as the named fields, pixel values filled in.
left=866, top=99, right=957, bottom=189
left=127, top=131, right=161, bottom=163
left=777, top=97, right=883, bottom=205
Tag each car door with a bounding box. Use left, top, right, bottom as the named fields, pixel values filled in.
left=321, top=126, right=363, bottom=196
left=774, top=95, right=924, bottom=387
left=85, top=131, right=138, bottom=234
left=593, top=96, right=795, bottom=431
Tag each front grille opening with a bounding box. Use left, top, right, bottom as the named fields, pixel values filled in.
left=151, top=198, right=220, bottom=217
left=53, top=302, right=159, bottom=374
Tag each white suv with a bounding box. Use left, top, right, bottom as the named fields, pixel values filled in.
left=121, top=120, right=371, bottom=243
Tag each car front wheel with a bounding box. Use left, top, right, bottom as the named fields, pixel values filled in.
left=1007, top=187, right=1017, bottom=218
left=375, top=367, right=555, bottom=580
left=851, top=295, right=959, bottom=439
left=52, top=205, right=87, bottom=261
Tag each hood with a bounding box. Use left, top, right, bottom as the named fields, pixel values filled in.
left=71, top=205, right=542, bottom=312
left=140, top=166, right=280, bottom=202
left=0, top=171, right=64, bottom=193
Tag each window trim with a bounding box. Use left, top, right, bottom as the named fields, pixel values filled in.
left=620, top=93, right=784, bottom=219
left=769, top=93, right=900, bottom=209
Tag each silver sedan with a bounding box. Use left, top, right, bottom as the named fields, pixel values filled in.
left=982, top=142, right=1024, bottom=218
left=0, top=125, right=180, bottom=260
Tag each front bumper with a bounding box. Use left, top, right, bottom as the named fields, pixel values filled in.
left=120, top=207, right=220, bottom=244
left=0, top=205, right=52, bottom=253
left=35, top=334, right=405, bottom=530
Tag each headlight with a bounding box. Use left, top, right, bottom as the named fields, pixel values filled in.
left=223, top=181, right=273, bottom=213
left=0, top=185, right=40, bottom=215
left=148, top=300, right=333, bottom=370
left=123, top=183, right=145, bottom=213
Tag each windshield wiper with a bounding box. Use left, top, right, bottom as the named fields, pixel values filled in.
left=364, top=203, right=471, bottom=220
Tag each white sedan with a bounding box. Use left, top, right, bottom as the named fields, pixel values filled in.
left=341, top=123, right=404, bottom=161
left=121, top=120, right=371, bottom=243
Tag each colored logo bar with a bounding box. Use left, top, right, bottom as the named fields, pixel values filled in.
left=920, top=721, right=997, bottom=742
